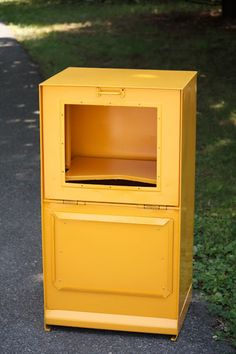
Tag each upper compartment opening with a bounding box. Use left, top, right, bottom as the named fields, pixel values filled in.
left=64, top=104, right=157, bottom=187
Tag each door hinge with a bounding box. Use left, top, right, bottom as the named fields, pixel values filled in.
left=159, top=205, right=168, bottom=210
left=62, top=200, right=78, bottom=205
left=62, top=200, right=87, bottom=206
left=143, top=205, right=168, bottom=210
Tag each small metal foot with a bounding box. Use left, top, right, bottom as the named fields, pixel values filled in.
left=170, top=335, right=178, bottom=342
left=44, top=323, right=52, bottom=332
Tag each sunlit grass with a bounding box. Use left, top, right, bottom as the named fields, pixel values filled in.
left=229, top=111, right=236, bottom=126
left=10, top=22, right=92, bottom=40
left=210, top=101, right=225, bottom=109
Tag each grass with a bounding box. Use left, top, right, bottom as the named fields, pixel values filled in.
left=0, top=0, right=235, bottom=345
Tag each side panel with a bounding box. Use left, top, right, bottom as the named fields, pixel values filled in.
left=39, top=86, right=48, bottom=320
left=42, top=201, right=180, bottom=334
left=178, top=77, right=197, bottom=321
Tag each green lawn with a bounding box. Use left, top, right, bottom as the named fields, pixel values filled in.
left=1, top=0, right=235, bottom=344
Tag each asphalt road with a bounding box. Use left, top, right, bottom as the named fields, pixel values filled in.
left=0, top=23, right=235, bottom=354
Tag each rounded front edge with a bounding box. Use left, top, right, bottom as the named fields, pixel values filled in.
left=45, top=309, right=178, bottom=336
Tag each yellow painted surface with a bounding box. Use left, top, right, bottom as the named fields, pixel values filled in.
left=51, top=212, right=172, bottom=296
left=40, top=67, right=196, bottom=90
left=39, top=68, right=197, bottom=336
left=65, top=156, right=156, bottom=184
left=40, top=85, right=181, bottom=205
left=68, top=105, right=157, bottom=161
left=45, top=310, right=178, bottom=335
left=179, top=78, right=197, bottom=315
left=42, top=202, right=179, bottom=323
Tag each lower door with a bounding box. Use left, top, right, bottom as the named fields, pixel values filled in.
left=42, top=201, right=179, bottom=334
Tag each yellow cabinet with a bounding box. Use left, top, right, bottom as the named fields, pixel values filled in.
left=40, top=68, right=197, bottom=337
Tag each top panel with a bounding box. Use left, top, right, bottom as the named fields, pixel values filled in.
left=40, top=67, right=197, bottom=90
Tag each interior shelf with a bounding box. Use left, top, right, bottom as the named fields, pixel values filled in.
left=65, top=156, right=156, bottom=185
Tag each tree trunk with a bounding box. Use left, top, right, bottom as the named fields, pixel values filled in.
left=222, top=0, right=236, bottom=18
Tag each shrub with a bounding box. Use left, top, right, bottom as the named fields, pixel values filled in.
left=193, top=214, right=236, bottom=344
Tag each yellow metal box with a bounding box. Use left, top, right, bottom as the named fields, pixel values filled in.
left=39, top=68, right=197, bottom=337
